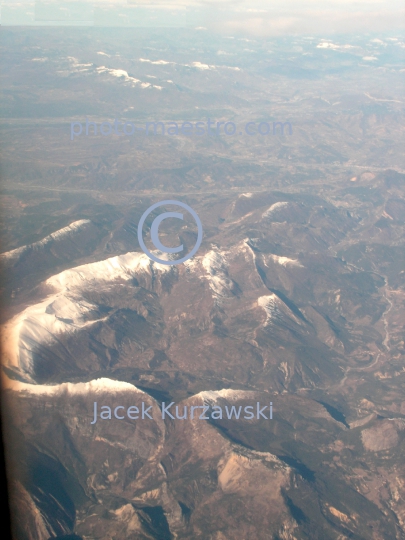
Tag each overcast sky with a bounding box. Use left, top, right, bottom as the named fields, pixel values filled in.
left=221, top=2, right=405, bottom=36
left=1, top=0, right=404, bottom=33
left=131, top=0, right=405, bottom=35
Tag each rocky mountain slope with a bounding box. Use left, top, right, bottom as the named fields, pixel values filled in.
left=2, top=171, right=405, bottom=539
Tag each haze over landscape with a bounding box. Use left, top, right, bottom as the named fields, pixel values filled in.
left=1, top=2, right=405, bottom=538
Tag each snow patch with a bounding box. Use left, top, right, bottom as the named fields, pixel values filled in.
left=188, top=61, right=240, bottom=71
left=257, top=294, right=281, bottom=323
left=2, top=252, right=172, bottom=375
left=201, top=249, right=234, bottom=298
left=262, top=201, right=289, bottom=219
left=316, top=42, right=355, bottom=50
left=11, top=377, right=143, bottom=396
left=258, top=294, right=303, bottom=327
left=139, top=58, right=173, bottom=65
left=46, top=251, right=170, bottom=292
left=269, top=254, right=303, bottom=268
left=183, top=257, right=199, bottom=272
left=64, top=57, right=162, bottom=89
left=138, top=57, right=240, bottom=72
left=0, top=220, right=91, bottom=261
left=190, top=61, right=213, bottom=70
left=364, top=92, right=402, bottom=103
left=96, top=66, right=161, bottom=89
left=197, top=389, right=256, bottom=404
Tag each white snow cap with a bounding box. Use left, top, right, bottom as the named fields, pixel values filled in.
left=12, top=377, right=144, bottom=396
left=197, top=389, right=257, bottom=403
left=2, top=251, right=172, bottom=375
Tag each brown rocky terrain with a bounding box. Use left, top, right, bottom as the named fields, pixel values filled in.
left=1, top=27, right=405, bottom=540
